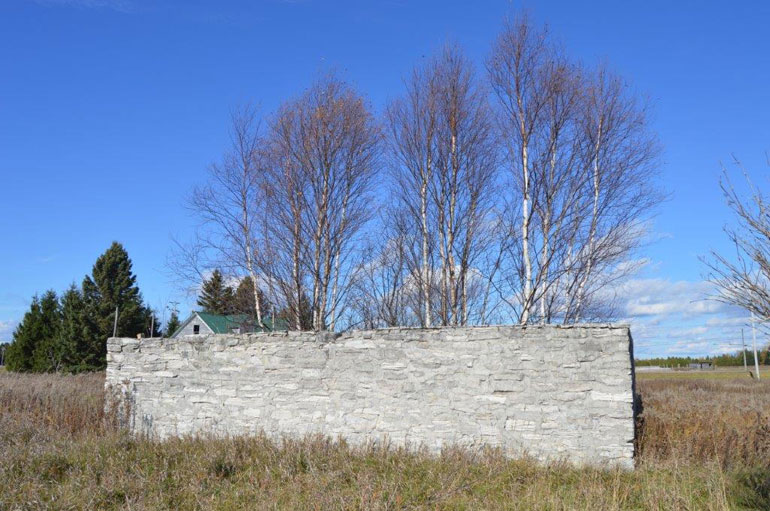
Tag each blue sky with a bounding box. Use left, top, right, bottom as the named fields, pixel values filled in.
left=1, top=0, right=769, bottom=357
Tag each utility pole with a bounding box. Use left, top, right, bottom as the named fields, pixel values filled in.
left=751, top=313, right=761, bottom=380
left=112, top=305, right=119, bottom=338
left=742, top=328, right=748, bottom=372
left=150, top=312, right=155, bottom=338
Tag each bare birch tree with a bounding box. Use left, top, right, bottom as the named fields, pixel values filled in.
left=348, top=209, right=416, bottom=329
left=386, top=45, right=498, bottom=327
left=386, top=62, right=439, bottom=327
left=260, top=133, right=308, bottom=330
left=264, top=74, right=381, bottom=331
left=705, top=157, right=770, bottom=319
left=525, top=59, right=585, bottom=323
left=170, top=14, right=660, bottom=331
left=169, top=106, right=268, bottom=327
left=488, top=16, right=660, bottom=324
left=487, top=16, right=553, bottom=324
left=560, top=67, right=659, bottom=322
left=433, top=46, right=499, bottom=325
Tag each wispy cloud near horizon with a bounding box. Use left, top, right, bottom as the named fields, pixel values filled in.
left=616, top=276, right=757, bottom=358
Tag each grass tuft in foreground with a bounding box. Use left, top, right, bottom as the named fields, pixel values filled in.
left=0, top=372, right=769, bottom=510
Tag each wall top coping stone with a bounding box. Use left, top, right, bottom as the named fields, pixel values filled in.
left=108, top=324, right=631, bottom=347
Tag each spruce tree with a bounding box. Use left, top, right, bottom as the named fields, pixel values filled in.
left=81, top=242, right=148, bottom=369
left=57, top=285, right=90, bottom=372
left=5, top=295, right=44, bottom=371
left=164, top=310, right=181, bottom=337
left=31, top=290, right=63, bottom=372
left=6, top=291, right=60, bottom=372
left=232, top=276, right=271, bottom=320
left=197, top=270, right=235, bottom=314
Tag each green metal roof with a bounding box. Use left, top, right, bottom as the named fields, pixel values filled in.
left=195, top=311, right=288, bottom=334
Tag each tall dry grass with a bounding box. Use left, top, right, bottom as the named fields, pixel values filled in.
left=637, top=379, right=770, bottom=468
left=0, top=371, right=768, bottom=510
left=0, top=371, right=112, bottom=437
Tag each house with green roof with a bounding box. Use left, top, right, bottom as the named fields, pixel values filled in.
left=170, top=311, right=288, bottom=338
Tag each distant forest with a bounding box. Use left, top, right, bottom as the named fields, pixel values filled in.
left=636, top=347, right=770, bottom=367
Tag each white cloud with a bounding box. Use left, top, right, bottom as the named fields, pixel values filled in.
left=0, top=320, right=17, bottom=343
left=619, top=278, right=728, bottom=318
left=705, top=316, right=748, bottom=328
left=664, top=340, right=736, bottom=355
left=669, top=326, right=709, bottom=338
left=616, top=277, right=754, bottom=358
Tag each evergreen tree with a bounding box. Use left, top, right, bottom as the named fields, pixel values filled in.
left=6, top=295, right=43, bottom=371
left=81, top=242, right=149, bottom=369
left=6, top=291, right=60, bottom=372
left=232, top=276, right=272, bottom=321
left=57, top=285, right=91, bottom=372
left=6, top=243, right=152, bottom=373
left=276, top=291, right=314, bottom=330
left=164, top=310, right=181, bottom=337
left=197, top=270, right=235, bottom=314
left=31, top=290, right=63, bottom=372
left=32, top=291, right=62, bottom=373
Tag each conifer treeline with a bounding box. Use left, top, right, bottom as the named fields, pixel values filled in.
left=636, top=350, right=770, bottom=368
left=5, top=242, right=160, bottom=373
left=195, top=269, right=312, bottom=328
left=196, top=270, right=271, bottom=318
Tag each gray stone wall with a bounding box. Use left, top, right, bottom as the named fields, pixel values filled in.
left=106, top=325, right=636, bottom=468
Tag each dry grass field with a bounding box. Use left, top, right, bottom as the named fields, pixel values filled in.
left=0, top=372, right=769, bottom=510
left=636, top=367, right=770, bottom=381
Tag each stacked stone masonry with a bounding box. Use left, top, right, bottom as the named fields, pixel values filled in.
left=106, top=325, right=637, bottom=468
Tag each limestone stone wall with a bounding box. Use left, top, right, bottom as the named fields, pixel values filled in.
left=106, top=325, right=636, bottom=468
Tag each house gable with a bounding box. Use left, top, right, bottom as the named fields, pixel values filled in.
left=171, top=312, right=216, bottom=338
left=170, top=311, right=290, bottom=338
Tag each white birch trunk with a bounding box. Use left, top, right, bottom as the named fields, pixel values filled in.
left=574, top=120, right=603, bottom=322
left=329, top=182, right=351, bottom=332
left=292, top=193, right=302, bottom=331
left=245, top=244, right=263, bottom=328
left=520, top=124, right=533, bottom=324
left=447, top=133, right=458, bottom=325
left=421, top=155, right=432, bottom=327
left=312, top=177, right=329, bottom=331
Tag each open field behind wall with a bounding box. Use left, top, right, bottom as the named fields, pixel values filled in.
left=0, top=372, right=769, bottom=510
left=637, top=367, right=770, bottom=381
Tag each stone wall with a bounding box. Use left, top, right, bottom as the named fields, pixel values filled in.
left=106, top=325, right=636, bottom=468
